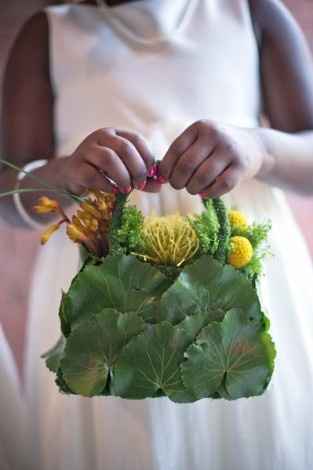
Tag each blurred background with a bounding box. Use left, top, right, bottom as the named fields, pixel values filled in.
left=1, top=0, right=313, bottom=375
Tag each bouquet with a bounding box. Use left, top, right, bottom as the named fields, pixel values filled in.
left=0, top=158, right=276, bottom=402
left=37, top=182, right=275, bottom=402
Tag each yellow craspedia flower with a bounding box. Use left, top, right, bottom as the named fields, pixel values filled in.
left=228, top=210, right=248, bottom=231
left=141, top=214, right=199, bottom=266
left=228, top=236, right=253, bottom=269
left=34, top=196, right=59, bottom=214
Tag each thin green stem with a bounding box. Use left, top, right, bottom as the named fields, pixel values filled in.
left=0, top=158, right=85, bottom=204
left=0, top=188, right=69, bottom=199
left=1, top=159, right=61, bottom=191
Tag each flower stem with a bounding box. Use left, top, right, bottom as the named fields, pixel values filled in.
left=0, top=188, right=70, bottom=198
left=0, top=158, right=85, bottom=204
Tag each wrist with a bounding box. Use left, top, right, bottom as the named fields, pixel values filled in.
left=13, top=159, right=49, bottom=229
left=23, top=156, right=76, bottom=208
left=57, top=154, right=85, bottom=196
left=53, top=155, right=73, bottom=192
left=32, top=155, right=74, bottom=194
left=248, top=127, right=275, bottom=179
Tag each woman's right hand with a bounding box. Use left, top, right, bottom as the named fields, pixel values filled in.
left=61, top=128, right=160, bottom=195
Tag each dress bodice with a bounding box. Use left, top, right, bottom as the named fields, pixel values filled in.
left=46, top=0, right=261, bottom=158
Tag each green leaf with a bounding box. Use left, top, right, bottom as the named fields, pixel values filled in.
left=182, top=309, right=275, bottom=400
left=59, top=291, right=72, bottom=337
left=112, top=321, right=197, bottom=403
left=61, top=309, right=145, bottom=397
left=178, top=312, right=209, bottom=343
left=65, top=255, right=171, bottom=326
left=42, top=336, right=65, bottom=373
left=56, top=368, right=75, bottom=394
left=260, top=313, right=277, bottom=374
left=160, top=255, right=262, bottom=324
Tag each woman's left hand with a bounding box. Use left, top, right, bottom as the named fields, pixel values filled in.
left=158, top=120, right=267, bottom=198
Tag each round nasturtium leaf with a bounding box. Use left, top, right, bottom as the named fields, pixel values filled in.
left=159, top=255, right=262, bottom=325
left=61, top=309, right=145, bottom=397
left=65, top=255, right=171, bottom=327
left=112, top=321, right=197, bottom=403
left=59, top=291, right=71, bottom=337
left=181, top=308, right=275, bottom=400
left=42, top=336, right=65, bottom=373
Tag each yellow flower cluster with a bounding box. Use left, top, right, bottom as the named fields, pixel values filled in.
left=40, top=222, right=63, bottom=245
left=35, top=196, right=256, bottom=270
left=33, top=196, right=60, bottom=214
left=141, top=214, right=200, bottom=266
left=227, top=210, right=254, bottom=269
left=228, top=210, right=248, bottom=230
left=67, top=191, right=115, bottom=243
left=34, top=192, right=116, bottom=254
left=228, top=236, right=253, bottom=269
left=66, top=191, right=116, bottom=253
left=33, top=196, right=66, bottom=245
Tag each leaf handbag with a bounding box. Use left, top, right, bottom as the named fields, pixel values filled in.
left=42, top=188, right=276, bottom=402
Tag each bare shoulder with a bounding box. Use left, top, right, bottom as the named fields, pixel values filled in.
left=6, top=11, right=49, bottom=79
left=14, top=10, right=49, bottom=46
left=2, top=10, right=54, bottom=164
left=249, top=0, right=313, bottom=132
left=250, top=0, right=305, bottom=39
left=249, top=0, right=312, bottom=74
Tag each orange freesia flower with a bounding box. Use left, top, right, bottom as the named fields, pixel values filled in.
left=71, top=215, right=90, bottom=236
left=34, top=196, right=60, bottom=214
left=36, top=190, right=117, bottom=256
left=67, top=223, right=89, bottom=243
left=80, top=201, right=102, bottom=219
left=40, top=222, right=64, bottom=245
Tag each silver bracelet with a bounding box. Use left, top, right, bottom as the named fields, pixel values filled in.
left=13, top=159, right=48, bottom=229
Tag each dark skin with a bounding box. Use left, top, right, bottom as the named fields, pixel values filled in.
left=106, top=0, right=140, bottom=5
left=1, top=0, right=313, bottom=228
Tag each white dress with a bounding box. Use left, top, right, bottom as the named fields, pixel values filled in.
left=2, top=1, right=313, bottom=469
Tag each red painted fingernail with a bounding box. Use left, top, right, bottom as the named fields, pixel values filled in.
left=120, top=186, right=132, bottom=194
left=157, top=176, right=168, bottom=184
left=148, top=164, right=158, bottom=178
left=136, top=180, right=147, bottom=191
left=199, top=191, right=208, bottom=199
left=111, top=186, right=119, bottom=194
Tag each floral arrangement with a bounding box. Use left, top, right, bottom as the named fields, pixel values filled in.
left=0, top=159, right=276, bottom=402
left=37, top=189, right=275, bottom=402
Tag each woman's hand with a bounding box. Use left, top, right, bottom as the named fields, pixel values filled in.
left=159, top=120, right=267, bottom=198
left=61, top=127, right=161, bottom=195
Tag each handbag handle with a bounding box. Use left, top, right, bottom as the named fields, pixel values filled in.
left=107, top=188, right=231, bottom=263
